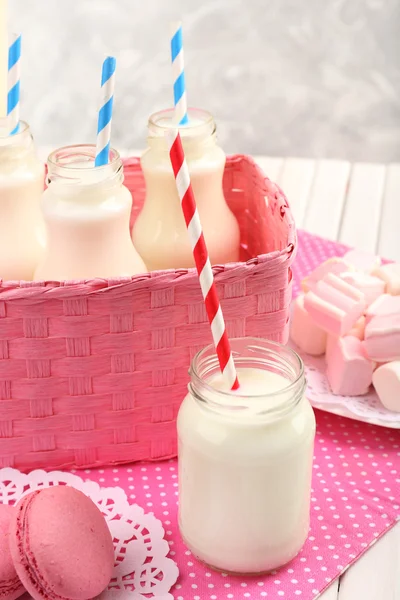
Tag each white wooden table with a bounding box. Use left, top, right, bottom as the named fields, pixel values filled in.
left=252, top=156, right=400, bottom=600
left=40, top=148, right=400, bottom=599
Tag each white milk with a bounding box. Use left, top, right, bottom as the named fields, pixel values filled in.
left=132, top=108, right=240, bottom=271
left=177, top=339, right=315, bottom=574
left=0, top=121, right=45, bottom=281
left=35, top=145, right=147, bottom=281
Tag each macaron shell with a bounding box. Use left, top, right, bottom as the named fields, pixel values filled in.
left=10, top=487, right=114, bottom=600
left=0, top=505, right=25, bottom=600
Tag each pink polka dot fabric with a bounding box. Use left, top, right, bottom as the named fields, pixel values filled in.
left=77, top=231, right=399, bottom=599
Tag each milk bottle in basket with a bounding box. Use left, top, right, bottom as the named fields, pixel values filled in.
left=34, top=145, right=147, bottom=281
left=0, top=121, right=45, bottom=280
left=132, top=108, right=240, bottom=271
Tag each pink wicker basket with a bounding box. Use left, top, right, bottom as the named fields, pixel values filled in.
left=0, top=155, right=296, bottom=472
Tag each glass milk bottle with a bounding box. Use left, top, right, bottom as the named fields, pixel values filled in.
left=0, top=121, right=44, bottom=280
left=35, top=145, right=147, bottom=281
left=177, top=338, right=316, bottom=574
left=132, top=108, right=240, bottom=271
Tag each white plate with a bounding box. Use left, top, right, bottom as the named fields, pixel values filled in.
left=290, top=341, right=400, bottom=429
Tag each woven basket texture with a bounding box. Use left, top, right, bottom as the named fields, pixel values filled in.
left=0, top=154, right=296, bottom=471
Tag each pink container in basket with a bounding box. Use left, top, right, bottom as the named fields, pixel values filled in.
left=0, top=155, right=296, bottom=472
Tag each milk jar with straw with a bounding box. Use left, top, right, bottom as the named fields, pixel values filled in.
left=35, top=57, right=147, bottom=281
left=168, top=130, right=316, bottom=574
left=0, top=33, right=45, bottom=281
left=132, top=23, right=240, bottom=271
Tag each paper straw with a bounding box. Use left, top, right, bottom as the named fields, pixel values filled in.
left=0, top=0, right=7, bottom=118
left=166, top=128, right=239, bottom=390
left=95, top=56, right=116, bottom=167
left=170, top=21, right=188, bottom=125
left=7, top=33, right=21, bottom=135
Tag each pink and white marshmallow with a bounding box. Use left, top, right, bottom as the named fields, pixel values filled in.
left=340, top=271, right=385, bottom=306
left=290, top=294, right=327, bottom=355
left=372, top=263, right=400, bottom=296
left=372, top=362, right=400, bottom=412
left=348, top=315, right=366, bottom=340
left=301, top=257, right=354, bottom=293
left=326, top=336, right=374, bottom=396
left=363, top=311, right=400, bottom=362
left=304, top=273, right=366, bottom=337
left=326, top=317, right=366, bottom=365
left=344, top=249, right=381, bottom=274
left=365, top=294, right=400, bottom=324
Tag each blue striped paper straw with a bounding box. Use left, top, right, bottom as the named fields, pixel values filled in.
left=170, top=22, right=188, bottom=125
left=7, top=33, right=21, bottom=136
left=95, top=56, right=116, bottom=167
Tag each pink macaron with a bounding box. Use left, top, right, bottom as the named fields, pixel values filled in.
left=9, top=486, right=115, bottom=600
left=0, top=505, right=25, bottom=600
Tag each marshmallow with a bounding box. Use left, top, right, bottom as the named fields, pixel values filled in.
left=326, top=318, right=365, bottom=365
left=372, top=263, right=400, bottom=295
left=304, top=273, right=366, bottom=337
left=290, top=294, right=327, bottom=355
left=365, top=294, right=400, bottom=324
left=340, top=272, right=385, bottom=306
left=372, top=362, right=400, bottom=412
left=301, top=257, right=354, bottom=293
left=325, top=335, right=338, bottom=364
left=344, top=249, right=381, bottom=274
left=348, top=316, right=366, bottom=340
left=363, top=310, right=400, bottom=362
left=326, top=336, right=374, bottom=396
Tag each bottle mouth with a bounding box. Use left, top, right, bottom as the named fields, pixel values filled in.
left=48, top=144, right=121, bottom=170
left=148, top=108, right=216, bottom=141
left=47, top=144, right=123, bottom=187
left=189, top=337, right=306, bottom=417
left=0, top=120, right=30, bottom=146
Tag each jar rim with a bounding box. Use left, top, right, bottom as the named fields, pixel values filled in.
left=189, top=337, right=306, bottom=415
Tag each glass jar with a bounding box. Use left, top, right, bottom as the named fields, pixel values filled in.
left=0, top=121, right=44, bottom=280
left=132, top=108, right=240, bottom=271
left=177, top=337, right=315, bottom=575
left=34, top=145, right=147, bottom=281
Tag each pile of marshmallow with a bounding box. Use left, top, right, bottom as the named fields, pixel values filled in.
left=290, top=250, right=400, bottom=413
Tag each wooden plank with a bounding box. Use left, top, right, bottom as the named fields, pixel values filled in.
left=338, top=521, right=400, bottom=599
left=378, top=163, right=400, bottom=262
left=339, top=163, right=386, bottom=252
left=276, top=158, right=316, bottom=228
left=253, top=156, right=284, bottom=183
left=319, top=580, right=340, bottom=599
left=303, top=160, right=351, bottom=241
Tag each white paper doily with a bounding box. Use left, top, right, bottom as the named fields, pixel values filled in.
left=0, top=468, right=179, bottom=600
left=289, top=342, right=400, bottom=429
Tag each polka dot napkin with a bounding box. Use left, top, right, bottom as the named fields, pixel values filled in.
left=78, top=231, right=399, bottom=599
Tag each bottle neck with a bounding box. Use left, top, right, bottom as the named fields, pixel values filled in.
left=46, top=145, right=124, bottom=192
left=189, top=338, right=306, bottom=422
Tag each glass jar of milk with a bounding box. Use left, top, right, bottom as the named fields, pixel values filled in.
left=132, top=108, right=240, bottom=271
left=0, top=121, right=44, bottom=281
left=35, top=145, right=147, bottom=281
left=177, top=337, right=315, bottom=574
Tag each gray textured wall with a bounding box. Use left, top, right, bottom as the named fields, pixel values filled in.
left=10, top=0, right=400, bottom=161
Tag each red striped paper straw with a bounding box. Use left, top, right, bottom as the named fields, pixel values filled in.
left=166, top=128, right=239, bottom=390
